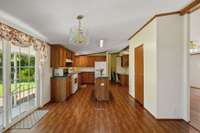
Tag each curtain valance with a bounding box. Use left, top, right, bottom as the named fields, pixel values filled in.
left=0, top=22, right=48, bottom=64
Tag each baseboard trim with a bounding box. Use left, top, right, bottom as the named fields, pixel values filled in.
left=39, top=101, right=51, bottom=108
left=128, top=94, right=185, bottom=121
left=156, top=118, right=183, bottom=121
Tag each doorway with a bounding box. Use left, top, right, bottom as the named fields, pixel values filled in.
left=135, top=45, right=144, bottom=105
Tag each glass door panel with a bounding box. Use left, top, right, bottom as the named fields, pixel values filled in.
left=0, top=41, right=3, bottom=128
left=10, top=44, right=37, bottom=120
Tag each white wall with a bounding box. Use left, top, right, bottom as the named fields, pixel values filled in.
left=190, top=8, right=200, bottom=43
left=190, top=54, right=200, bottom=88
left=129, top=14, right=184, bottom=119
left=39, top=45, right=52, bottom=107
left=157, top=15, right=183, bottom=119
left=190, top=9, right=200, bottom=88
left=181, top=14, right=190, bottom=122
left=129, top=19, right=158, bottom=117
left=116, top=57, right=129, bottom=75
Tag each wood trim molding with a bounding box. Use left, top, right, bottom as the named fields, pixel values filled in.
left=189, top=4, right=200, bottom=13
left=128, top=11, right=180, bottom=40
left=191, top=86, right=200, bottom=89
left=190, top=52, right=200, bottom=55
left=128, top=0, right=200, bottom=41
left=180, top=0, right=200, bottom=15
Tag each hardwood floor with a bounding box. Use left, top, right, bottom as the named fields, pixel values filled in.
left=6, top=84, right=199, bottom=133
left=190, top=87, right=200, bottom=131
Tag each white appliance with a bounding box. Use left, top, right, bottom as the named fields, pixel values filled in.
left=71, top=73, right=78, bottom=94
left=54, top=68, right=68, bottom=76
left=95, top=61, right=107, bottom=78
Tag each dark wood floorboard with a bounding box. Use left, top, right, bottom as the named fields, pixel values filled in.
left=190, top=87, right=200, bottom=131
left=6, top=84, right=199, bottom=133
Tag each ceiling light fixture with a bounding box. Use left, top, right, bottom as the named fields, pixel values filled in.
left=99, top=40, right=104, bottom=48
left=68, top=15, right=89, bottom=45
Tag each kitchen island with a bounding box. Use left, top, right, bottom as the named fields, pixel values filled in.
left=94, top=76, right=110, bottom=101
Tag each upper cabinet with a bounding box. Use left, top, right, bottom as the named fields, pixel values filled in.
left=66, top=49, right=72, bottom=59
left=51, top=45, right=106, bottom=68
left=74, top=56, right=106, bottom=67
left=51, top=45, right=73, bottom=67
left=121, top=55, right=129, bottom=67
left=74, top=56, right=89, bottom=67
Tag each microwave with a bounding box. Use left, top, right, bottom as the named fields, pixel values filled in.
left=54, top=68, right=68, bottom=76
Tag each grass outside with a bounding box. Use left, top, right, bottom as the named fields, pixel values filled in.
left=0, top=82, right=35, bottom=97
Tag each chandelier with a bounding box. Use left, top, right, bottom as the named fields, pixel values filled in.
left=68, top=15, right=89, bottom=45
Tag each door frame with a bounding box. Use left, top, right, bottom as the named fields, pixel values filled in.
left=134, top=44, right=144, bottom=105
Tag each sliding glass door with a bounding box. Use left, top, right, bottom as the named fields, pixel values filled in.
left=0, top=40, right=3, bottom=129
left=0, top=23, right=47, bottom=131
left=10, top=44, right=37, bottom=120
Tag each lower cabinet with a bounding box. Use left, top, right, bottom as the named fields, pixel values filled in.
left=66, top=76, right=72, bottom=98
left=118, top=74, right=129, bottom=87
left=51, top=76, right=72, bottom=102
left=81, top=72, right=95, bottom=84
left=78, top=73, right=82, bottom=88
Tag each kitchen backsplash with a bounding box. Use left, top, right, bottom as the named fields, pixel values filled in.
left=74, top=67, right=95, bottom=72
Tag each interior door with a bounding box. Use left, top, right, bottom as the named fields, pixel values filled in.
left=135, top=45, right=144, bottom=105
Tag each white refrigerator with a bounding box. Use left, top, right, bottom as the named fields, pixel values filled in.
left=95, top=61, right=107, bottom=78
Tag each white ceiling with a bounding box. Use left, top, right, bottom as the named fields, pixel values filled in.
left=0, top=0, right=191, bottom=54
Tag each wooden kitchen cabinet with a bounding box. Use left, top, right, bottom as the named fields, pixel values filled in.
left=88, top=72, right=95, bottom=83
left=81, top=72, right=95, bottom=84
left=78, top=73, right=82, bottom=88
left=118, top=74, right=129, bottom=87
left=73, top=56, right=106, bottom=67
left=87, top=56, right=94, bottom=67
left=121, top=55, right=129, bottom=67
left=51, top=77, right=72, bottom=102
left=66, top=49, right=72, bottom=59
left=51, top=45, right=66, bottom=67
left=72, top=52, right=76, bottom=67
left=95, top=77, right=109, bottom=101
left=80, top=56, right=89, bottom=67
left=94, top=56, right=106, bottom=62
left=74, top=56, right=88, bottom=67
left=51, top=45, right=74, bottom=67
left=66, top=76, right=72, bottom=97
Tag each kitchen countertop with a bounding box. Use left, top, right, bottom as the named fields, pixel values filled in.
left=51, top=76, right=70, bottom=79
left=52, top=70, right=96, bottom=79
left=51, top=73, right=78, bottom=79
left=95, top=76, right=109, bottom=79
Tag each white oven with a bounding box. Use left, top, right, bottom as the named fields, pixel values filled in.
left=71, top=73, right=78, bottom=94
